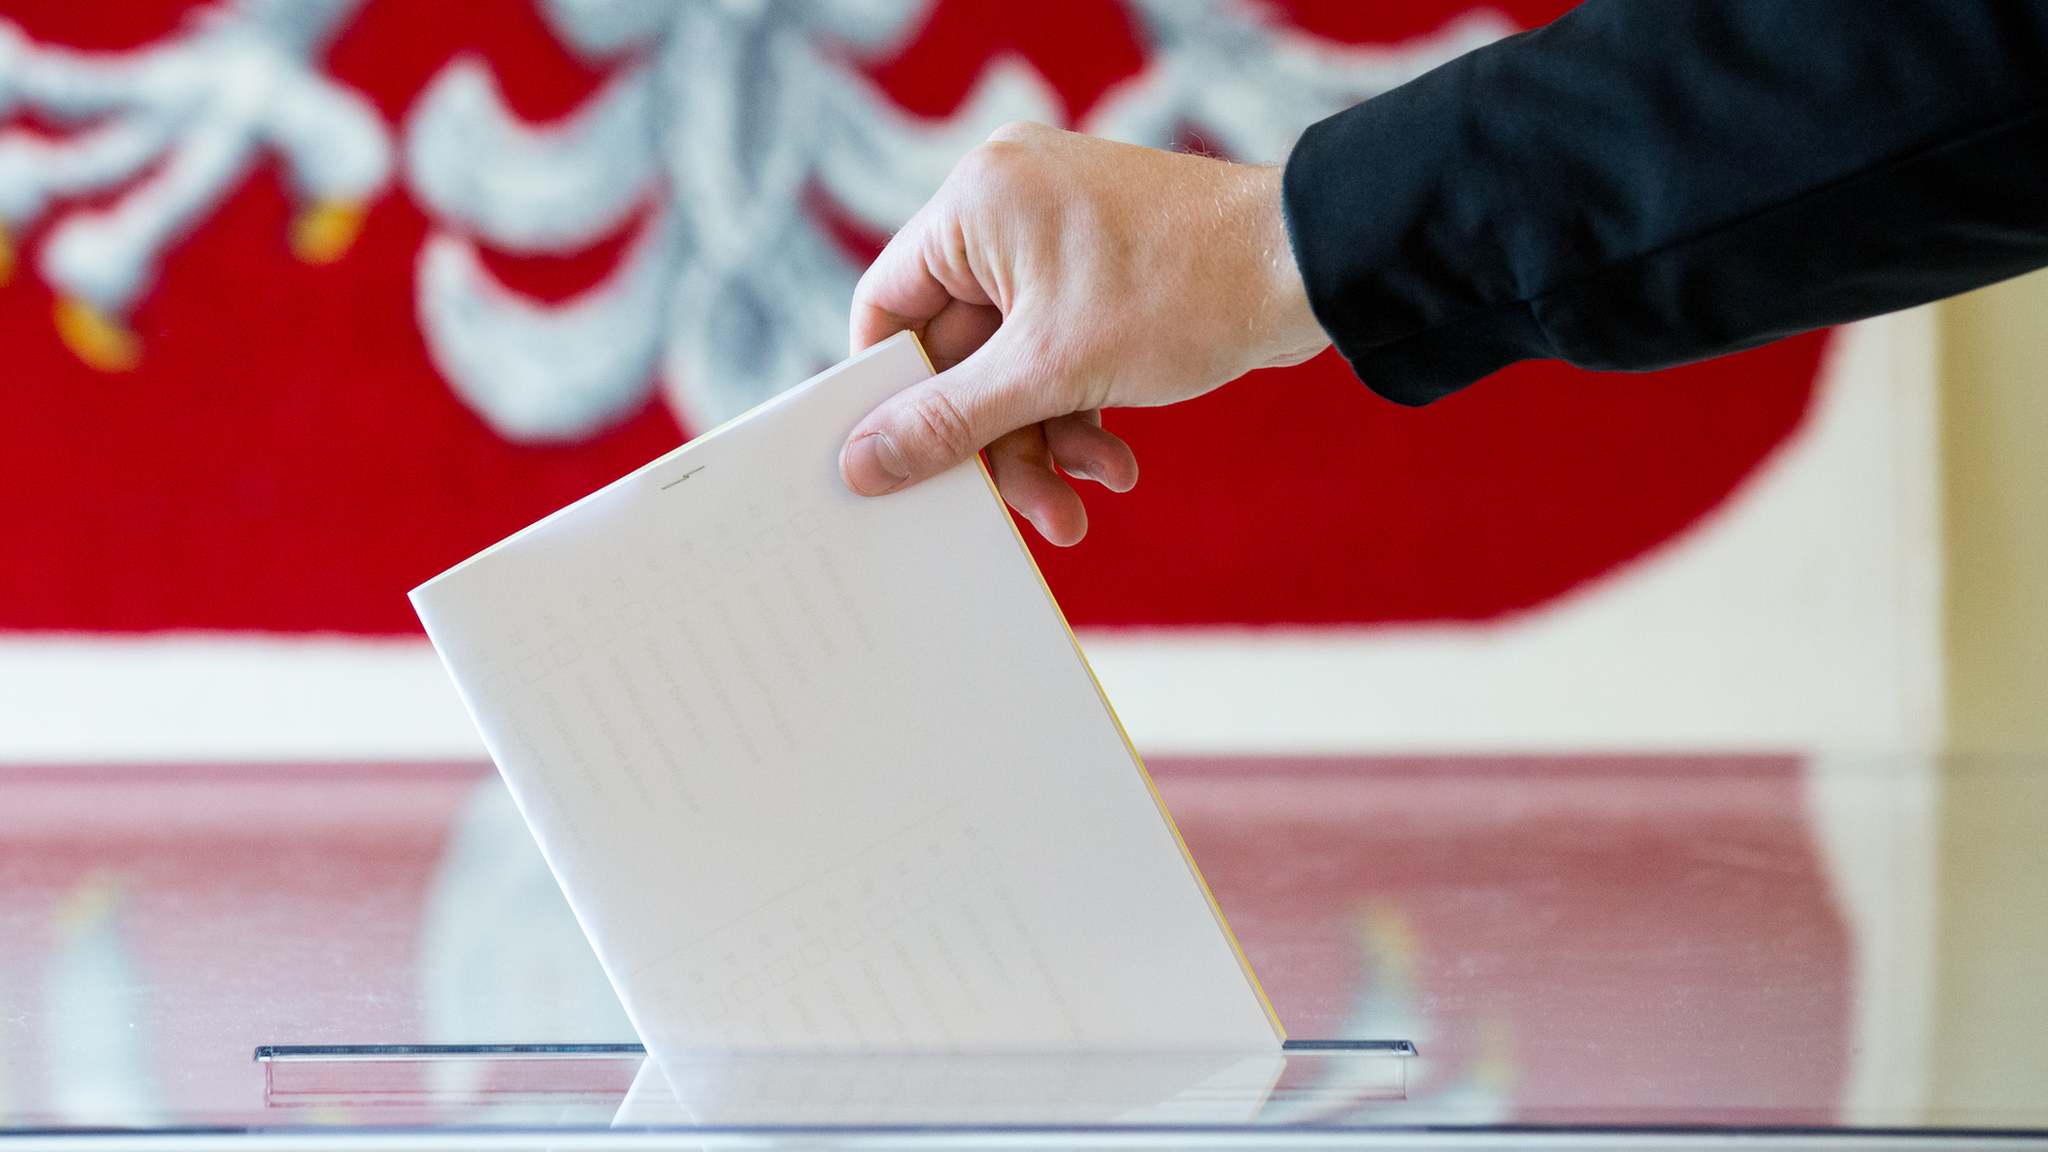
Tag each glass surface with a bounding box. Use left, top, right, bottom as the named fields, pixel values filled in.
left=1, top=755, right=2045, bottom=1145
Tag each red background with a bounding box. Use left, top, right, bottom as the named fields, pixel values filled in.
left=0, top=0, right=1825, bottom=633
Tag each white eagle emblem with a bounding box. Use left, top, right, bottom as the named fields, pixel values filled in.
left=0, top=0, right=389, bottom=370
left=407, top=0, right=1510, bottom=441
left=0, top=0, right=1508, bottom=440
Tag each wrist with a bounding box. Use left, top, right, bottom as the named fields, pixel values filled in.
left=1241, top=163, right=1330, bottom=369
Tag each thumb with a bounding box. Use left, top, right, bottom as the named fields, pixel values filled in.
left=840, top=332, right=1057, bottom=496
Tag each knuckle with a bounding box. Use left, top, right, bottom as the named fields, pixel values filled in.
left=902, top=388, right=980, bottom=468
left=957, top=139, right=1015, bottom=186
left=987, top=119, right=1046, bottom=145
left=964, top=123, right=1057, bottom=188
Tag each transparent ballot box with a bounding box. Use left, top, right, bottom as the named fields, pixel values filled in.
left=254, top=1042, right=1413, bottom=1125
left=4, top=755, right=2047, bottom=1147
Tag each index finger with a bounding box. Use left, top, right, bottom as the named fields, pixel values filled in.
left=849, top=202, right=994, bottom=355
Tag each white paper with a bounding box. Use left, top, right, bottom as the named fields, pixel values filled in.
left=411, top=332, right=1280, bottom=1059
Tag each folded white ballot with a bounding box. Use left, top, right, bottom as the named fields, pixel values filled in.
left=410, top=332, right=1280, bottom=1059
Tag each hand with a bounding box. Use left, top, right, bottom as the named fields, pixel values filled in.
left=840, top=121, right=1329, bottom=545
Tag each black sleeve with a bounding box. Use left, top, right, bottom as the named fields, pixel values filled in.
left=1281, top=0, right=2048, bottom=406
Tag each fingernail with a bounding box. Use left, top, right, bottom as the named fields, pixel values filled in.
left=842, top=432, right=910, bottom=496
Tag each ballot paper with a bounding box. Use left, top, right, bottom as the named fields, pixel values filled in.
left=411, top=332, right=1281, bottom=1059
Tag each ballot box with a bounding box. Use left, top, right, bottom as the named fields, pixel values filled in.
left=2, top=753, right=2045, bottom=1148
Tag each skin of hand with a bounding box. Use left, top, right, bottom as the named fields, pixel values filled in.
left=840, top=120, right=1331, bottom=546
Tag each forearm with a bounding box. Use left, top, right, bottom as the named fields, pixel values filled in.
left=1284, top=0, right=2048, bottom=405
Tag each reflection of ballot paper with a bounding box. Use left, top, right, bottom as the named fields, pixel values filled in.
left=610, top=1052, right=1293, bottom=1127
left=411, top=332, right=1281, bottom=1061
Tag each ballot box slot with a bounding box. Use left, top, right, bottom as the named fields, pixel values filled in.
left=255, top=1044, right=648, bottom=1107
